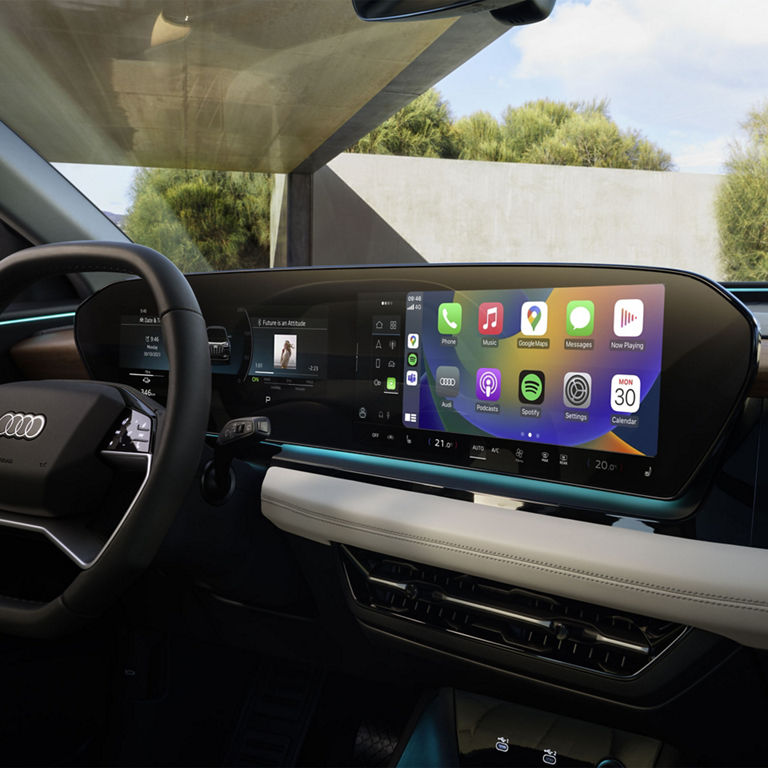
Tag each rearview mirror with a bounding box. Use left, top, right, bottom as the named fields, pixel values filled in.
left=352, top=0, right=555, bottom=24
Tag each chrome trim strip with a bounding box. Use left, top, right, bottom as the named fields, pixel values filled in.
left=582, top=629, right=650, bottom=655
left=439, top=593, right=553, bottom=630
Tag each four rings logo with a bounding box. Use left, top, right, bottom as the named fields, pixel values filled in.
left=0, top=412, right=46, bottom=440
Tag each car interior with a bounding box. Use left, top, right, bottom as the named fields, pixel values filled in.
left=0, top=1, right=767, bottom=767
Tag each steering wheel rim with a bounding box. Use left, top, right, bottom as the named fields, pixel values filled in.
left=0, top=241, right=210, bottom=636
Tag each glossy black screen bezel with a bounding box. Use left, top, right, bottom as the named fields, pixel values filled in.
left=76, top=264, right=759, bottom=501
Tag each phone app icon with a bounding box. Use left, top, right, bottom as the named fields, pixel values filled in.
left=475, top=368, right=501, bottom=401
left=407, top=333, right=420, bottom=349
left=563, top=372, right=591, bottom=409
left=407, top=352, right=418, bottom=366
left=520, top=301, right=548, bottom=336
left=519, top=370, right=545, bottom=405
left=436, top=366, right=460, bottom=397
left=614, top=299, right=644, bottom=337
left=438, top=302, right=462, bottom=335
left=386, top=377, right=397, bottom=391
left=478, top=302, right=503, bottom=335
left=566, top=300, right=594, bottom=336
left=611, top=374, right=641, bottom=413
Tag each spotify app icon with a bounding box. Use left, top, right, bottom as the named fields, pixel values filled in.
left=519, top=370, right=545, bottom=405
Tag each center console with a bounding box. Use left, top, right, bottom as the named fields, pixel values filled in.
left=394, top=689, right=676, bottom=768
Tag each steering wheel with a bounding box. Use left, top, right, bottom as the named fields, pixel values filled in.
left=0, top=241, right=210, bottom=637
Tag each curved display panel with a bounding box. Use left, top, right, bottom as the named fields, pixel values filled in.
left=76, top=264, right=758, bottom=501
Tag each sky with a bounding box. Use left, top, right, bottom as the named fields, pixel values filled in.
left=54, top=0, right=768, bottom=214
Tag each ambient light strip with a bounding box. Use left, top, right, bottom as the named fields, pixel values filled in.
left=262, top=466, right=768, bottom=650
left=0, top=311, right=75, bottom=327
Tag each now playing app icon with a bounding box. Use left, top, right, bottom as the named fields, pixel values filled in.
left=614, top=299, right=644, bottom=337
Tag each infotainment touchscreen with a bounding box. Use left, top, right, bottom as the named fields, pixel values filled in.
left=401, top=285, right=664, bottom=457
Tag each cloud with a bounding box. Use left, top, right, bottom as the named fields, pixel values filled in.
left=673, top=136, right=730, bottom=174
left=502, top=0, right=768, bottom=170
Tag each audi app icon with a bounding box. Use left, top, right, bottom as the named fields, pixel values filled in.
left=435, top=366, right=460, bottom=398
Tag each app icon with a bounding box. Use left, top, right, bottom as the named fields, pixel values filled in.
left=611, top=373, right=641, bottom=413
left=406, top=370, right=419, bottom=387
left=386, top=377, right=397, bottom=391
left=407, top=333, right=420, bottom=349
left=438, top=302, right=462, bottom=335
left=476, top=368, right=501, bottom=401
left=520, top=301, right=548, bottom=336
left=436, top=365, right=460, bottom=397
left=478, top=302, right=503, bottom=335
left=563, top=372, right=592, bottom=408
left=614, top=299, right=644, bottom=337
left=407, top=352, right=418, bottom=366
left=566, top=300, right=594, bottom=336
left=519, top=370, right=545, bottom=405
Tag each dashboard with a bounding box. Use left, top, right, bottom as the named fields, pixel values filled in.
left=76, top=264, right=758, bottom=509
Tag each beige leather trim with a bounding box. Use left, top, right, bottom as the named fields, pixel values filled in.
left=262, top=467, right=768, bottom=649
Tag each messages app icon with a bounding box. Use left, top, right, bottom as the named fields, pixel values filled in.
left=566, top=300, right=594, bottom=336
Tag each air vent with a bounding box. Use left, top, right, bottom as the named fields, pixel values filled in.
left=340, top=546, right=687, bottom=678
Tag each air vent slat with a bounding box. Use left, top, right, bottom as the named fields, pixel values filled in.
left=341, top=545, right=687, bottom=679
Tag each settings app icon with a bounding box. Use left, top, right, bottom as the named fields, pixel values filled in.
left=563, top=372, right=591, bottom=409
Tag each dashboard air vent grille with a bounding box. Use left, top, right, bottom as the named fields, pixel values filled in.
left=340, top=546, right=686, bottom=678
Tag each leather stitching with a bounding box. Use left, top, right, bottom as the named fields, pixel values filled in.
left=263, top=495, right=768, bottom=612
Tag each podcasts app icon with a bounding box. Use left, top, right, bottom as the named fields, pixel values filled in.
left=475, top=368, right=501, bottom=402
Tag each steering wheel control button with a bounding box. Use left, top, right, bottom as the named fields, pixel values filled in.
left=105, top=409, right=153, bottom=453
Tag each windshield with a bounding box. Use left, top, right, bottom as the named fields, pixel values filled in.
left=9, top=0, right=766, bottom=283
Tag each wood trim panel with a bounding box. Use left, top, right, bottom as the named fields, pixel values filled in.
left=10, top=327, right=89, bottom=380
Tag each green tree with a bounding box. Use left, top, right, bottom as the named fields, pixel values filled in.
left=454, top=111, right=515, bottom=162
left=716, top=104, right=768, bottom=281
left=352, top=92, right=672, bottom=172
left=493, top=99, right=671, bottom=170
left=349, top=89, right=458, bottom=158
left=124, top=169, right=272, bottom=272
left=498, top=98, right=575, bottom=161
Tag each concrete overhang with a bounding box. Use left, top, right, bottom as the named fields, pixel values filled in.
left=0, top=0, right=508, bottom=174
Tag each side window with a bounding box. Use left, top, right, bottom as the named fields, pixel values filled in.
left=0, top=218, right=83, bottom=319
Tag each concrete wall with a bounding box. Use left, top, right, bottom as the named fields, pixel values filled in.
left=309, top=153, right=724, bottom=279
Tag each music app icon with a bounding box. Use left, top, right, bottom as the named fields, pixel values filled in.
left=478, top=302, right=503, bottom=336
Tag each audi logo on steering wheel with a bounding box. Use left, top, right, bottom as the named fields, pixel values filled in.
left=0, top=411, right=46, bottom=440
